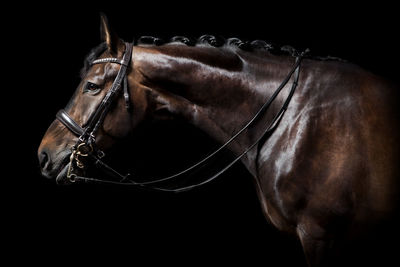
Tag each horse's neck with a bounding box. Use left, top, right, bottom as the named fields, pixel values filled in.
left=132, top=45, right=294, bottom=173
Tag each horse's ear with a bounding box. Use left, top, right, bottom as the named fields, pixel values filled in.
left=99, top=13, right=121, bottom=53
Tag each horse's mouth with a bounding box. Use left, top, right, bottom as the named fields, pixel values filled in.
left=39, top=151, right=72, bottom=184
left=55, top=163, right=71, bottom=185
left=53, top=151, right=77, bottom=185
left=55, top=153, right=87, bottom=185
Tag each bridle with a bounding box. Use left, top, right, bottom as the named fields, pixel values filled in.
left=56, top=41, right=308, bottom=192
left=56, top=42, right=133, bottom=183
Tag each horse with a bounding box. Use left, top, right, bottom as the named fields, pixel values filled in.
left=38, top=15, right=400, bottom=266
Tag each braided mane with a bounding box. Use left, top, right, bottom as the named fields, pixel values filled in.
left=136, top=35, right=347, bottom=62
left=136, top=35, right=301, bottom=57
left=81, top=35, right=346, bottom=78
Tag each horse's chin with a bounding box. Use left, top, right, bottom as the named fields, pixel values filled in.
left=55, top=163, right=72, bottom=185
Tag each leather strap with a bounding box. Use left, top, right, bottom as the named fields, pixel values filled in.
left=56, top=109, right=84, bottom=136
left=120, top=52, right=306, bottom=187
left=56, top=41, right=308, bottom=193
left=72, top=51, right=307, bottom=192
left=85, top=43, right=133, bottom=136
left=123, top=75, right=130, bottom=110
left=56, top=43, right=133, bottom=141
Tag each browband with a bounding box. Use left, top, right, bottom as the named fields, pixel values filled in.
left=92, top=58, right=122, bottom=65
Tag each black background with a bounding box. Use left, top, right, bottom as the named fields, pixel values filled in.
left=9, top=1, right=399, bottom=265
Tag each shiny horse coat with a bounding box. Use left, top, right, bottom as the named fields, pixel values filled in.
left=38, top=16, right=400, bottom=266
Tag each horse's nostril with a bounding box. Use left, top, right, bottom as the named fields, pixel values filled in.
left=39, top=151, right=49, bottom=169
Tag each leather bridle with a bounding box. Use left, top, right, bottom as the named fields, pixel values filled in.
left=56, top=41, right=308, bottom=192
left=56, top=42, right=133, bottom=183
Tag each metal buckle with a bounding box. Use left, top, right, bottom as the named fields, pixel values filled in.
left=76, top=142, right=93, bottom=156
left=66, top=143, right=93, bottom=182
left=68, top=173, right=77, bottom=183
left=97, top=150, right=105, bottom=159
left=67, top=150, right=77, bottom=182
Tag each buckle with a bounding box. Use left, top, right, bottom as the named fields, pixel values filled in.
left=76, top=143, right=93, bottom=157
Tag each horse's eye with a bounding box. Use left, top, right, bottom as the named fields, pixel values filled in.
left=85, top=82, right=100, bottom=92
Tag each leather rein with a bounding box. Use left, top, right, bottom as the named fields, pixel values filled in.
left=56, top=42, right=308, bottom=192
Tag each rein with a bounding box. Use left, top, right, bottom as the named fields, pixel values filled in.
left=56, top=42, right=308, bottom=192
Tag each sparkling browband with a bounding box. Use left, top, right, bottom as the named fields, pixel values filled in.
left=92, top=58, right=122, bottom=65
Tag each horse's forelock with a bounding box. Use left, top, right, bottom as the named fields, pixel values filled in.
left=80, top=42, right=108, bottom=79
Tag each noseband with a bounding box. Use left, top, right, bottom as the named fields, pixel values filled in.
left=55, top=41, right=308, bottom=192
left=56, top=42, right=133, bottom=183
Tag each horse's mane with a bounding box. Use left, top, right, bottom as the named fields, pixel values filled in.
left=81, top=35, right=346, bottom=78
left=136, top=35, right=347, bottom=62
left=137, top=35, right=301, bottom=57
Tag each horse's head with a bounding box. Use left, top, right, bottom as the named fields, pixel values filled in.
left=38, top=15, right=252, bottom=185
left=38, top=15, right=149, bottom=183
